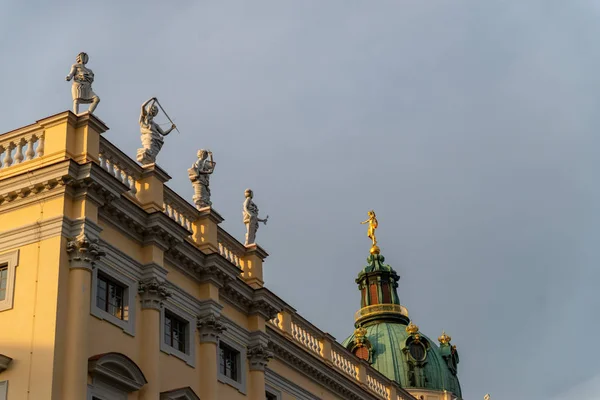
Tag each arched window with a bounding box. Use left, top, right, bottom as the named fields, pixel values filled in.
left=87, top=353, right=147, bottom=400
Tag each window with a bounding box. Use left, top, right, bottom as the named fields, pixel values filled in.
left=0, top=250, right=19, bottom=312
left=265, top=385, right=281, bottom=400
left=266, top=391, right=278, bottom=400
left=90, top=266, right=136, bottom=336
left=0, top=266, right=8, bottom=301
left=96, top=273, right=126, bottom=320
left=164, top=312, right=187, bottom=353
left=0, top=381, right=7, bottom=400
left=160, top=306, right=195, bottom=367
left=408, top=341, right=427, bottom=362
left=217, top=338, right=246, bottom=394
left=219, top=342, right=239, bottom=381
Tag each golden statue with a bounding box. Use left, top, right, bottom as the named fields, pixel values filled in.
left=361, top=210, right=379, bottom=254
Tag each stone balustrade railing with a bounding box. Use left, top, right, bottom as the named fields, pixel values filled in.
left=99, top=137, right=141, bottom=194
left=268, top=309, right=415, bottom=400
left=163, top=187, right=197, bottom=231
left=217, top=228, right=244, bottom=268
left=0, top=130, right=44, bottom=170
left=367, top=373, right=391, bottom=399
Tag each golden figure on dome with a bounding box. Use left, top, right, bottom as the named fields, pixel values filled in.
left=361, top=210, right=379, bottom=254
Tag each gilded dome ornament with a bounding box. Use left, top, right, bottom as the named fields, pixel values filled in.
left=438, top=330, right=452, bottom=345
left=406, top=321, right=419, bottom=335
left=361, top=210, right=380, bottom=254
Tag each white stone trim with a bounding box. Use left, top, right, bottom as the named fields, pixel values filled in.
left=0, top=250, right=19, bottom=312
left=160, top=303, right=196, bottom=367
left=266, top=384, right=282, bottom=400
left=87, top=381, right=127, bottom=400
left=217, top=335, right=247, bottom=394
left=0, top=381, right=7, bottom=400
left=90, top=263, right=137, bottom=336
left=160, top=387, right=201, bottom=400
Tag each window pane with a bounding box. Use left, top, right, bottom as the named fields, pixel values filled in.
left=0, top=288, right=5, bottom=301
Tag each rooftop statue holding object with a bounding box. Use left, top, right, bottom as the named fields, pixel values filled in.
left=188, top=149, right=216, bottom=209
left=243, top=189, right=268, bottom=246
left=361, top=210, right=379, bottom=254
left=65, top=52, right=100, bottom=114
left=137, top=97, right=177, bottom=166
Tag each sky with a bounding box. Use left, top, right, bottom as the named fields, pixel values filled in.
left=1, top=1, right=599, bottom=399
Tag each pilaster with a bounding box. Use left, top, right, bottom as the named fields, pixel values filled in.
left=135, top=164, right=170, bottom=213
left=138, top=277, right=170, bottom=400
left=191, top=207, right=224, bottom=254
left=62, top=233, right=104, bottom=400
left=197, top=307, right=226, bottom=400
left=240, top=244, right=268, bottom=289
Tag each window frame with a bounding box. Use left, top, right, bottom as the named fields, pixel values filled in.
left=160, top=305, right=196, bottom=367
left=0, top=381, right=7, bottom=400
left=90, top=264, right=136, bottom=336
left=217, top=337, right=247, bottom=394
left=0, top=249, right=19, bottom=312
left=265, top=385, right=282, bottom=400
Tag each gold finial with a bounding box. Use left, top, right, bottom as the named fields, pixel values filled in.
left=355, top=326, right=368, bottom=338
left=438, top=330, right=452, bottom=345
left=361, top=210, right=379, bottom=254
left=406, top=321, right=419, bottom=335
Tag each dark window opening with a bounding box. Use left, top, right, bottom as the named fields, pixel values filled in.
left=219, top=342, right=240, bottom=381
left=164, top=311, right=187, bottom=353
left=96, top=272, right=126, bottom=320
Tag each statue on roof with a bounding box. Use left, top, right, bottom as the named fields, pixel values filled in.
left=65, top=52, right=100, bottom=114
left=484, top=395, right=491, bottom=400
left=188, top=149, right=216, bottom=209
left=136, top=97, right=177, bottom=166
left=243, top=189, right=268, bottom=246
left=361, top=210, right=379, bottom=254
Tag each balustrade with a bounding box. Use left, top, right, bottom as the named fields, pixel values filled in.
left=0, top=133, right=44, bottom=170
left=367, top=374, right=390, bottom=399
left=99, top=138, right=140, bottom=194
left=290, top=318, right=322, bottom=356
left=331, top=348, right=358, bottom=379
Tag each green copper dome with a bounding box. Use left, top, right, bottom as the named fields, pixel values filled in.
left=345, top=251, right=462, bottom=399
left=342, top=323, right=462, bottom=398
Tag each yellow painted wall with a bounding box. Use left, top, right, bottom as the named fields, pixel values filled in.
left=268, top=359, right=345, bottom=400
left=0, top=237, right=63, bottom=399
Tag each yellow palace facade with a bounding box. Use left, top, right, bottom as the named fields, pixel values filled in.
left=0, top=111, right=461, bottom=400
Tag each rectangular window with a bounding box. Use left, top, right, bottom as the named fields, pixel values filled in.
left=0, top=265, right=8, bottom=301
left=219, top=342, right=240, bottom=381
left=0, top=380, right=7, bottom=400
left=96, top=272, right=126, bottom=320
left=266, top=392, right=278, bottom=400
left=164, top=311, right=187, bottom=353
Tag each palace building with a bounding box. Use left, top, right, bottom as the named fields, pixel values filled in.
left=0, top=110, right=464, bottom=400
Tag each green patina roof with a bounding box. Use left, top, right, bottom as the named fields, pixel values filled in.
left=343, top=322, right=462, bottom=398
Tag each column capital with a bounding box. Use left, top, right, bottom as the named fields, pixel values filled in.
left=138, top=277, right=171, bottom=310
left=247, top=342, right=273, bottom=371
left=66, top=233, right=105, bottom=270
left=197, top=313, right=226, bottom=344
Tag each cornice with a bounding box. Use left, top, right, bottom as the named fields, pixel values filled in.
left=250, top=287, right=286, bottom=320
left=268, top=327, right=382, bottom=400
left=0, top=215, right=68, bottom=253
left=73, top=111, right=109, bottom=133
left=0, top=354, right=13, bottom=373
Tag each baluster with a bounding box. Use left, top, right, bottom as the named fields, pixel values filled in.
left=99, top=153, right=107, bottom=170
left=113, top=163, right=121, bottom=181
left=25, top=137, right=35, bottom=160
left=129, top=176, right=138, bottom=194
left=35, top=134, right=44, bottom=157
left=106, top=158, right=114, bottom=176
left=14, top=140, right=24, bottom=164
left=3, top=143, right=14, bottom=167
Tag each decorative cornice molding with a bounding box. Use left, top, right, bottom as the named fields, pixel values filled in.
left=0, top=354, right=12, bottom=373
left=138, top=277, right=171, bottom=310
left=66, top=233, right=105, bottom=270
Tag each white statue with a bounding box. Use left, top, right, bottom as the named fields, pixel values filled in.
left=137, top=97, right=176, bottom=165
left=484, top=394, right=491, bottom=400
left=188, top=149, right=216, bottom=209
left=243, top=189, right=268, bottom=246
left=65, top=52, right=100, bottom=114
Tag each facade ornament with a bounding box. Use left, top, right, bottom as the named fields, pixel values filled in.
left=197, top=313, right=226, bottom=343
left=242, top=188, right=268, bottom=246
left=66, top=233, right=105, bottom=270
left=353, top=326, right=368, bottom=347
left=137, top=97, right=177, bottom=165
left=438, top=330, right=452, bottom=345
left=247, top=343, right=274, bottom=371
left=406, top=321, right=419, bottom=336
left=138, top=277, right=171, bottom=310
left=360, top=210, right=379, bottom=254
left=65, top=52, right=100, bottom=114
left=188, top=149, right=216, bottom=209
left=484, top=395, right=491, bottom=400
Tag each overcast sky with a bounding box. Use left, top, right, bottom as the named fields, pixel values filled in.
left=2, top=1, right=599, bottom=399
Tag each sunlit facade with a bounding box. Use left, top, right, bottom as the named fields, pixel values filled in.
left=0, top=111, right=430, bottom=399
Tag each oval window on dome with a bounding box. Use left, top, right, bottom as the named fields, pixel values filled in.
left=408, top=341, right=426, bottom=361
left=354, top=346, right=370, bottom=361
